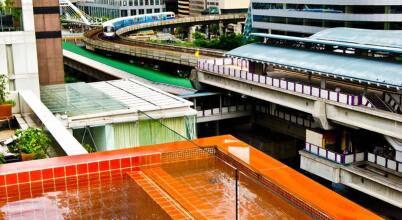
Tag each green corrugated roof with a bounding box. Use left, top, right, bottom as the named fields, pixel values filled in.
left=62, top=42, right=193, bottom=89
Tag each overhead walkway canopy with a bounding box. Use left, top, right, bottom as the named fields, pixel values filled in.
left=252, top=28, right=402, bottom=54
left=311, top=28, right=402, bottom=49
left=226, top=43, right=402, bottom=89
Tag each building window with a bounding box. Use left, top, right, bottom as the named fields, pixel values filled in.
left=121, top=10, right=128, bottom=16
left=139, top=9, right=145, bottom=14
left=154, top=8, right=160, bottom=13
left=147, top=8, right=152, bottom=14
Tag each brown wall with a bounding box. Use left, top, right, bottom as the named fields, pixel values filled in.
left=33, top=0, right=65, bottom=85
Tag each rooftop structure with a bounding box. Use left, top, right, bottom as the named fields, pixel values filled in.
left=249, top=0, right=402, bottom=36
left=179, top=0, right=249, bottom=17
left=41, top=79, right=196, bottom=151
left=77, top=0, right=166, bottom=19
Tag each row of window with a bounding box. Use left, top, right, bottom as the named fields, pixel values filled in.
left=81, top=6, right=164, bottom=18
left=88, top=0, right=164, bottom=7
left=252, top=3, right=402, bottom=14
left=253, top=15, right=402, bottom=30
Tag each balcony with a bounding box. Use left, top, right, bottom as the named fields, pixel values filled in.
left=0, top=8, right=23, bottom=32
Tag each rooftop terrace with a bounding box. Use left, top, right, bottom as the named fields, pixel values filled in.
left=0, top=135, right=381, bottom=219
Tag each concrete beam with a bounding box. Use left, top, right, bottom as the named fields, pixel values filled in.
left=198, top=70, right=402, bottom=139
left=300, top=151, right=402, bottom=208
left=198, top=71, right=316, bottom=114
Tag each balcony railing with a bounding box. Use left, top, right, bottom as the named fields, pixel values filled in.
left=368, top=152, right=401, bottom=173
left=198, top=58, right=372, bottom=108
left=0, top=8, right=23, bottom=32
left=304, top=142, right=365, bottom=165
left=304, top=143, right=402, bottom=173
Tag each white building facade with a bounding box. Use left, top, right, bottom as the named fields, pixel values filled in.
left=77, top=0, right=166, bottom=18
left=0, top=0, right=40, bottom=97
left=250, top=0, right=402, bottom=36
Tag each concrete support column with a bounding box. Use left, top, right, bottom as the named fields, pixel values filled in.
left=320, top=79, right=326, bottom=89
left=396, top=151, right=402, bottom=162
left=188, top=26, right=196, bottom=42
left=312, top=100, right=332, bottom=130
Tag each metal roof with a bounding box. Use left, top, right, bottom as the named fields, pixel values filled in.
left=41, top=79, right=193, bottom=117
left=90, top=79, right=193, bottom=111
left=310, top=28, right=402, bottom=49
left=251, top=33, right=402, bottom=54
left=225, top=43, right=402, bottom=89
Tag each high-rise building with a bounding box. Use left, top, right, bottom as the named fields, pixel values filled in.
left=250, top=0, right=402, bottom=36
left=77, top=0, right=166, bottom=19
left=178, top=0, right=190, bottom=16
left=180, top=0, right=249, bottom=17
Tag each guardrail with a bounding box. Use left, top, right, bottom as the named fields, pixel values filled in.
left=304, top=143, right=365, bottom=165
left=117, top=13, right=246, bottom=36
left=83, top=32, right=199, bottom=67
left=120, top=37, right=225, bottom=57
left=368, top=153, right=401, bottom=173
left=255, top=104, right=316, bottom=128
left=197, top=104, right=252, bottom=118
left=198, top=59, right=367, bottom=107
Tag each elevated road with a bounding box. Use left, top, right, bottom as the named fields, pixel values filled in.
left=83, top=29, right=222, bottom=67
left=116, top=13, right=246, bottom=36
left=82, top=14, right=246, bottom=67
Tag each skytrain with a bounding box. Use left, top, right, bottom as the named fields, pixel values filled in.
left=103, top=12, right=175, bottom=38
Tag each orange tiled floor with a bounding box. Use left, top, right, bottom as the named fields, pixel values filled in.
left=0, top=174, right=171, bottom=219
left=128, top=171, right=191, bottom=220
left=142, top=158, right=312, bottom=220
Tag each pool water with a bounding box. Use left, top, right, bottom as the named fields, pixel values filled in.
left=1, top=157, right=312, bottom=219
left=0, top=174, right=171, bottom=219
left=141, top=157, right=312, bottom=219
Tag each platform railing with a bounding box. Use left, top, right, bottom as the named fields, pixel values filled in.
left=198, top=59, right=369, bottom=107
left=196, top=104, right=252, bottom=118
left=367, top=152, right=401, bottom=173
left=304, top=143, right=365, bottom=164
left=255, top=104, right=315, bottom=128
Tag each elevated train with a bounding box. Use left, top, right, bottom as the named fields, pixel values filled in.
left=103, top=12, right=175, bottom=38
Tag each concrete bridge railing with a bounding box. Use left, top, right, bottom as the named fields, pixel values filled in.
left=117, top=13, right=247, bottom=36
left=198, top=58, right=371, bottom=108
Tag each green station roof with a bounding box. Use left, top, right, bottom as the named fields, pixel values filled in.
left=62, top=42, right=193, bottom=89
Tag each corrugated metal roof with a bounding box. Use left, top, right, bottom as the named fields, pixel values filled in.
left=310, top=28, right=402, bottom=49
left=41, top=79, right=193, bottom=117
left=251, top=33, right=402, bottom=54
left=225, top=43, right=402, bottom=88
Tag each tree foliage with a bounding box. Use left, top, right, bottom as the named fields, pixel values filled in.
left=192, top=32, right=258, bottom=50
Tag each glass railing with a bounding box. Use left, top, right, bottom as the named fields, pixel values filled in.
left=0, top=8, right=23, bottom=32
left=137, top=110, right=240, bottom=219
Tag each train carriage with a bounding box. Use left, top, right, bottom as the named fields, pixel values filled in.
left=103, top=12, right=175, bottom=38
